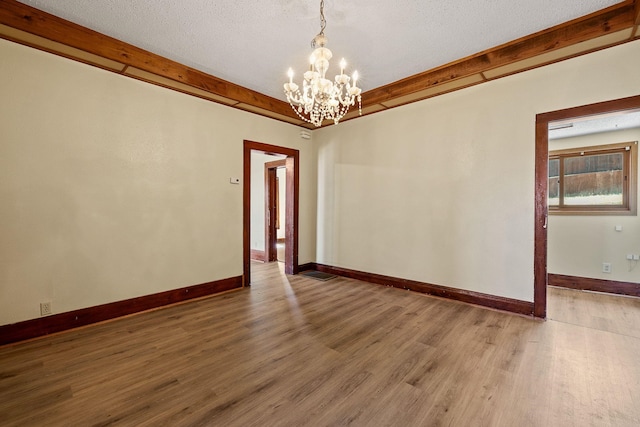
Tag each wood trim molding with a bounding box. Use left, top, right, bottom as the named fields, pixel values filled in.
left=0, top=0, right=303, bottom=125
left=250, top=249, right=266, bottom=262
left=298, top=262, right=316, bottom=272
left=0, top=275, right=242, bottom=346
left=265, top=159, right=287, bottom=169
left=537, top=94, right=640, bottom=123
left=534, top=118, right=549, bottom=318
left=549, top=273, right=640, bottom=297
left=534, top=94, right=640, bottom=320
left=285, top=155, right=300, bottom=275
left=305, top=263, right=534, bottom=316
left=1, top=0, right=638, bottom=127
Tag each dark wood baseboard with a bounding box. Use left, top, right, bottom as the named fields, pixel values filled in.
left=297, top=262, right=316, bottom=272
left=0, top=275, right=243, bottom=346
left=250, top=249, right=265, bottom=262
left=301, top=263, right=534, bottom=316
left=549, top=273, right=640, bottom=297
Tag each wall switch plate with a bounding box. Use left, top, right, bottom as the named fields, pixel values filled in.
left=230, top=177, right=240, bottom=184
left=627, top=254, right=634, bottom=260
left=40, top=302, right=52, bottom=316
left=634, top=255, right=640, bottom=261
left=615, top=225, right=623, bottom=231
left=602, top=262, right=612, bottom=273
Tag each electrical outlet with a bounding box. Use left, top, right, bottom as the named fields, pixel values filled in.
left=40, top=302, right=52, bottom=316
left=602, top=263, right=612, bottom=274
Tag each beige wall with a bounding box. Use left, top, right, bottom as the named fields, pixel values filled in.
left=548, top=128, right=640, bottom=283
left=314, top=40, right=640, bottom=302
left=2, top=35, right=640, bottom=326
left=0, top=39, right=316, bottom=325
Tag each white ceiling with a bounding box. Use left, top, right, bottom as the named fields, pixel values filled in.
left=18, top=0, right=624, bottom=101
left=549, top=110, right=640, bottom=139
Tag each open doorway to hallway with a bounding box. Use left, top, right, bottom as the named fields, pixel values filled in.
left=243, top=140, right=300, bottom=286
left=248, top=153, right=286, bottom=263
left=276, top=166, right=286, bottom=263
left=264, top=158, right=287, bottom=264
left=534, top=94, right=640, bottom=318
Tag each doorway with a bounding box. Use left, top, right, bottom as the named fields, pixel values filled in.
left=243, top=140, right=300, bottom=286
left=534, top=94, right=640, bottom=318
left=265, top=159, right=287, bottom=263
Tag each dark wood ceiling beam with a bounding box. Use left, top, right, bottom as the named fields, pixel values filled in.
left=361, top=55, right=492, bottom=106
left=362, top=2, right=636, bottom=108
left=486, top=3, right=635, bottom=64
left=0, top=0, right=298, bottom=120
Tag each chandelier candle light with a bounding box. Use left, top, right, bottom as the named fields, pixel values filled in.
left=284, top=0, right=362, bottom=127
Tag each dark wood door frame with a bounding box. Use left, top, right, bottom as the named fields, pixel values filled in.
left=534, top=94, right=640, bottom=318
left=243, top=140, right=299, bottom=286
left=265, top=159, right=286, bottom=262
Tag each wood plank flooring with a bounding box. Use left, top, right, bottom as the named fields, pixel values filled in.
left=1, top=263, right=639, bottom=426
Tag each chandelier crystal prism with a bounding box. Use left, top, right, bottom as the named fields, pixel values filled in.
left=284, top=0, right=362, bottom=127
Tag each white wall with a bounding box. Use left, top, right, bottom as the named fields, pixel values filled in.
left=277, top=167, right=286, bottom=240
left=548, top=128, right=640, bottom=283
left=0, top=39, right=316, bottom=325
left=314, top=40, right=640, bottom=302
left=250, top=152, right=285, bottom=251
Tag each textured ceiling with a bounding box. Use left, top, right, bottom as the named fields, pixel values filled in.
left=18, top=0, right=625, bottom=101
left=550, top=110, right=640, bottom=139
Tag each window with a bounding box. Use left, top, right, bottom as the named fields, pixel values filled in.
left=548, top=141, right=637, bottom=215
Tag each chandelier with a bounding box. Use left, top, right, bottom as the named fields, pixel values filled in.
left=283, top=0, right=362, bottom=127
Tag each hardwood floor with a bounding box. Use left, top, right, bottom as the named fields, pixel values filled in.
left=276, top=242, right=285, bottom=263
left=548, top=285, right=640, bottom=339
left=1, top=263, right=639, bottom=426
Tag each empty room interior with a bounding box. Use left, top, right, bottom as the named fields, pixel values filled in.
left=1, top=0, right=640, bottom=425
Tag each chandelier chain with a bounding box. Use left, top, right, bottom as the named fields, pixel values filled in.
left=312, top=0, right=327, bottom=48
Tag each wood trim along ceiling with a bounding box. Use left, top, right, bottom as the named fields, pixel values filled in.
left=0, top=0, right=638, bottom=128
